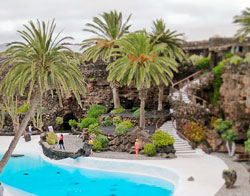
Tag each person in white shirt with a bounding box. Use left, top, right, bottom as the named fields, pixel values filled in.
left=0, top=182, right=4, bottom=196
left=170, top=108, right=174, bottom=122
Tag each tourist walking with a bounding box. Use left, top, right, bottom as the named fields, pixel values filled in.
left=134, top=139, right=140, bottom=156
left=170, top=108, right=174, bottom=122
left=59, top=134, right=65, bottom=150
left=0, top=182, right=4, bottom=196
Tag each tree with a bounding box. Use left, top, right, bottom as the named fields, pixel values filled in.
left=107, top=32, right=178, bottom=129
left=150, top=19, right=186, bottom=110
left=81, top=10, right=131, bottom=108
left=0, top=20, right=86, bottom=174
left=233, top=7, right=250, bottom=42
left=244, top=129, right=250, bottom=157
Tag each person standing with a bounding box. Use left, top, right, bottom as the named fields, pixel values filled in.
left=135, top=139, right=140, bottom=156
left=28, top=124, right=32, bottom=134
left=0, top=182, right=4, bottom=196
left=170, top=108, right=174, bottom=122
left=59, top=134, right=65, bottom=150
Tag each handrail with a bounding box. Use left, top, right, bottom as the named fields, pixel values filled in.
left=172, top=70, right=204, bottom=87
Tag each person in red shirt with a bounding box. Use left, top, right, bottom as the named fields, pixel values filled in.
left=135, top=139, right=140, bottom=156
left=59, top=134, right=65, bottom=150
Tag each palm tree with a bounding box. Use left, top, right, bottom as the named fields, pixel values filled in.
left=107, top=32, right=178, bottom=129
left=150, top=19, right=186, bottom=111
left=233, top=7, right=250, bottom=42
left=81, top=10, right=131, bottom=108
left=0, top=20, right=86, bottom=174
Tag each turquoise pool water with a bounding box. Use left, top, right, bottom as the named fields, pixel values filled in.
left=0, top=155, right=174, bottom=196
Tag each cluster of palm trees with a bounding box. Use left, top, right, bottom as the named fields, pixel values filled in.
left=0, top=7, right=249, bottom=174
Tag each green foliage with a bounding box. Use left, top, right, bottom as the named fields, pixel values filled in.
left=247, top=129, right=250, bottom=139
left=194, top=57, right=210, bottom=70
left=144, top=143, right=156, bottom=156
left=224, top=52, right=234, bottom=59
left=102, top=115, right=113, bottom=126
left=113, top=116, right=122, bottom=126
left=97, top=135, right=109, bottom=148
left=189, top=54, right=202, bottom=65
left=221, top=129, right=237, bottom=142
left=229, top=55, right=243, bottom=66
left=110, top=107, right=126, bottom=114
left=214, top=119, right=233, bottom=133
left=88, top=123, right=101, bottom=135
left=244, top=54, right=250, bottom=64
left=92, top=140, right=102, bottom=151
left=79, top=118, right=99, bottom=129
left=244, top=139, right=250, bottom=157
left=152, top=130, right=175, bottom=146
left=69, top=119, right=78, bottom=129
left=56, top=117, right=63, bottom=125
left=133, top=109, right=147, bottom=118
left=183, top=122, right=206, bottom=143
left=132, top=107, right=139, bottom=111
left=120, top=120, right=134, bottom=128
left=115, top=124, right=128, bottom=135
left=18, top=103, right=30, bottom=113
left=46, top=132, right=58, bottom=145
left=87, top=104, right=107, bottom=118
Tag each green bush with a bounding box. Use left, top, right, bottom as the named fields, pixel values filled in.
left=97, top=135, right=109, bottom=147
left=102, top=115, right=113, bottom=126
left=133, top=109, right=147, bottom=118
left=56, top=117, right=63, bottom=125
left=110, top=107, right=126, bottom=114
left=144, top=143, right=156, bottom=156
left=46, top=132, right=58, bottom=145
left=224, top=52, right=234, bottom=59
left=120, top=120, right=134, bottom=128
left=247, top=129, right=250, bottom=139
left=230, top=55, right=243, bottom=66
left=152, top=130, right=175, bottom=146
left=189, top=54, right=202, bottom=65
left=214, top=119, right=233, bottom=133
left=79, top=118, right=99, bottom=129
left=88, top=123, right=101, bottom=135
left=245, top=139, right=250, bottom=157
left=195, top=57, right=210, bottom=70
left=92, top=140, right=102, bottom=151
left=132, top=106, right=139, bottom=111
left=221, top=129, right=237, bottom=142
left=87, top=104, right=107, bottom=118
left=69, top=119, right=78, bottom=129
left=115, top=124, right=128, bottom=135
left=113, top=116, right=122, bottom=126
left=183, top=122, right=206, bottom=143
left=244, top=54, right=250, bottom=64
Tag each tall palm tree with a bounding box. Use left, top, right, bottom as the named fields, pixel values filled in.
left=233, top=7, right=250, bottom=42
left=0, top=20, right=86, bottom=174
left=107, top=32, right=178, bottom=129
left=81, top=10, right=131, bottom=108
left=150, top=19, right=186, bottom=111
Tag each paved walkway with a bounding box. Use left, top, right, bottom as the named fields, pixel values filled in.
left=214, top=153, right=250, bottom=196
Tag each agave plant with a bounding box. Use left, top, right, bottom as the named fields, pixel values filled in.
left=107, top=32, right=178, bottom=129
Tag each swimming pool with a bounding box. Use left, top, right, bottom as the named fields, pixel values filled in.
left=0, top=155, right=174, bottom=196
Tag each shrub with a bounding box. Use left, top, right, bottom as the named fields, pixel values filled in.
left=115, top=124, right=128, bottom=135
left=247, top=129, right=250, bottom=139
left=144, top=143, right=156, bottom=156
left=79, top=118, right=99, bottom=129
left=87, top=104, right=107, bottom=118
left=102, top=115, right=113, bottom=126
left=224, top=52, right=234, bottom=59
left=229, top=55, right=243, bottom=66
left=69, top=119, right=78, bottom=130
left=133, top=109, right=147, bottom=118
left=132, top=106, right=139, bottom=111
left=195, top=57, right=210, bottom=70
left=18, top=103, right=30, bottom=113
left=245, top=139, right=250, bottom=157
left=97, top=135, right=109, bottom=148
left=210, top=116, right=218, bottom=128
left=46, top=132, right=58, bottom=145
left=214, top=119, right=233, bottom=133
left=120, top=120, right=134, bottom=128
left=244, top=54, right=250, bottom=64
left=110, top=107, right=126, bottom=114
left=183, top=122, right=206, bottom=143
left=189, top=54, right=202, bottom=65
left=152, top=130, right=175, bottom=146
left=56, top=117, right=63, bottom=125
left=88, top=123, right=101, bottom=135
left=92, top=140, right=102, bottom=151
left=113, top=116, right=122, bottom=126
left=221, top=129, right=237, bottom=142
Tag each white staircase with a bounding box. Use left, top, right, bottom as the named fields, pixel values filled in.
left=160, top=79, right=203, bottom=156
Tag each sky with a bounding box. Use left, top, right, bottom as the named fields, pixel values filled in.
left=0, top=0, right=249, bottom=45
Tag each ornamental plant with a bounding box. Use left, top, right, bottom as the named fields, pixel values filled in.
left=195, top=57, right=210, bottom=70
left=97, top=135, right=109, bottom=148
left=69, top=119, right=78, bottom=130
left=102, top=115, right=113, bottom=126
left=214, top=119, right=233, bottom=133
left=88, top=123, right=101, bottom=135
left=183, top=121, right=206, bottom=143
left=46, top=132, right=58, bottom=145
left=56, top=117, right=63, bottom=125
left=115, top=124, right=128, bottom=135
left=244, top=129, right=250, bottom=157
left=110, top=107, right=126, bottom=114
left=120, top=120, right=134, bottom=128
left=133, top=109, right=147, bottom=118
left=113, top=116, right=122, bottom=126
left=87, top=104, right=107, bottom=118
left=79, top=118, right=99, bottom=129
left=144, top=143, right=156, bottom=156
left=152, top=130, right=175, bottom=146
left=92, top=140, right=102, bottom=151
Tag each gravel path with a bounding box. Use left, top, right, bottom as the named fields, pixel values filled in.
left=214, top=153, right=250, bottom=196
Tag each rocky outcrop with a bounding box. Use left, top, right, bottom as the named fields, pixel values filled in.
left=222, top=169, right=237, bottom=188
left=205, top=130, right=223, bottom=151
left=220, top=63, right=250, bottom=139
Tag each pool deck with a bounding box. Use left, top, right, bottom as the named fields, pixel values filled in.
left=0, top=135, right=228, bottom=196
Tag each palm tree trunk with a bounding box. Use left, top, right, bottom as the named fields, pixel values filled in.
left=139, top=88, right=147, bottom=129
left=110, top=82, right=121, bottom=108
left=0, top=92, right=41, bottom=174
left=158, top=84, right=164, bottom=111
